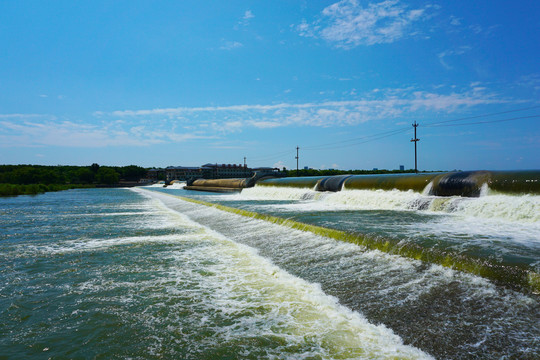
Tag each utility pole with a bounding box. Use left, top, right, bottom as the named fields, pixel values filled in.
left=243, top=156, right=246, bottom=167
left=295, top=146, right=299, bottom=177
left=411, top=122, right=419, bottom=173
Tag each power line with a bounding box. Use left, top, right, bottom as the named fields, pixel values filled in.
left=248, top=105, right=539, bottom=164
left=249, top=149, right=295, bottom=162
left=424, top=114, right=540, bottom=127
left=423, top=105, right=540, bottom=127
left=303, top=127, right=409, bottom=151
left=302, top=105, right=540, bottom=150
left=304, top=128, right=411, bottom=151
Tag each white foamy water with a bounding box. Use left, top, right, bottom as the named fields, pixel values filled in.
left=166, top=182, right=186, bottom=189
left=145, top=183, right=167, bottom=188
left=164, top=228, right=433, bottom=360
left=132, top=191, right=433, bottom=359
left=141, top=189, right=540, bottom=359
left=240, top=186, right=540, bottom=223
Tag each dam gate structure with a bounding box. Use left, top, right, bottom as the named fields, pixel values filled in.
left=255, top=170, right=540, bottom=197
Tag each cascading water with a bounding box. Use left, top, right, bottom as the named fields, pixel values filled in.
left=138, top=187, right=540, bottom=359
left=241, top=183, right=540, bottom=223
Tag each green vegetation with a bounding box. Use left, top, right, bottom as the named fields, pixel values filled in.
left=0, top=164, right=148, bottom=197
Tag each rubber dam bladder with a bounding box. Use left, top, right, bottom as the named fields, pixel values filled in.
left=257, top=170, right=540, bottom=197
left=184, top=178, right=251, bottom=193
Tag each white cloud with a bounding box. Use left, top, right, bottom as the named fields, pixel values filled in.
left=243, top=10, right=254, bottom=20
left=0, top=119, right=208, bottom=148
left=0, top=113, right=48, bottom=119
left=517, top=73, right=540, bottom=91
left=236, top=9, right=254, bottom=28
left=1, top=87, right=507, bottom=149
left=296, top=20, right=317, bottom=38
left=438, top=46, right=471, bottom=70
left=250, top=121, right=282, bottom=129
left=297, top=0, right=429, bottom=48
left=408, top=91, right=500, bottom=111
left=220, top=41, right=243, bottom=50
left=450, top=16, right=461, bottom=26
left=104, top=87, right=504, bottom=135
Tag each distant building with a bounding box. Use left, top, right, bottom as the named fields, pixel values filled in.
left=165, top=166, right=203, bottom=181
left=399, top=165, right=404, bottom=171
left=373, top=168, right=378, bottom=171
left=252, top=167, right=280, bottom=177
left=147, top=168, right=166, bottom=181
left=201, top=163, right=252, bottom=179
left=154, top=163, right=280, bottom=182
left=304, top=166, right=309, bottom=170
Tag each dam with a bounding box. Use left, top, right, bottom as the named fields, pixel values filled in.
left=257, top=170, right=540, bottom=196
left=175, top=170, right=540, bottom=293
left=1, top=172, right=538, bottom=359
left=181, top=170, right=540, bottom=197
left=139, top=170, right=540, bottom=358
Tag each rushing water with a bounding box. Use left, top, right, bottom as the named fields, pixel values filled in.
left=1, top=186, right=539, bottom=359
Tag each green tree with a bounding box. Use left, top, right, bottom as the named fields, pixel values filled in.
left=96, top=167, right=119, bottom=184
left=119, top=165, right=147, bottom=181
left=76, top=168, right=95, bottom=184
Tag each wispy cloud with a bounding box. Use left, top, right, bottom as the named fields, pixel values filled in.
left=438, top=46, right=471, bottom=70
left=220, top=40, right=244, bottom=50
left=236, top=9, right=255, bottom=28
left=517, top=73, right=540, bottom=91
left=243, top=10, right=254, bottom=20
left=296, top=0, right=430, bottom=48
left=0, top=113, right=50, bottom=119
left=106, top=87, right=505, bottom=131
left=469, top=24, right=499, bottom=36
left=0, top=118, right=211, bottom=148
left=449, top=16, right=461, bottom=26
left=1, top=87, right=507, bottom=149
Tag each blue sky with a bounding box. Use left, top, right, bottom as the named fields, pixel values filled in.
left=1, top=0, right=539, bottom=171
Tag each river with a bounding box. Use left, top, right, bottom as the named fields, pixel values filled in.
left=1, top=183, right=538, bottom=359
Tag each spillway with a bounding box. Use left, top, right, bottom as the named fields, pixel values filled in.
left=258, top=170, right=540, bottom=197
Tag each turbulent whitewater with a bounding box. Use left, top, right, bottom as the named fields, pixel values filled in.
left=1, top=183, right=539, bottom=359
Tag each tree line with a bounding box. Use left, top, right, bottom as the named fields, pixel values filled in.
left=0, top=164, right=147, bottom=196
